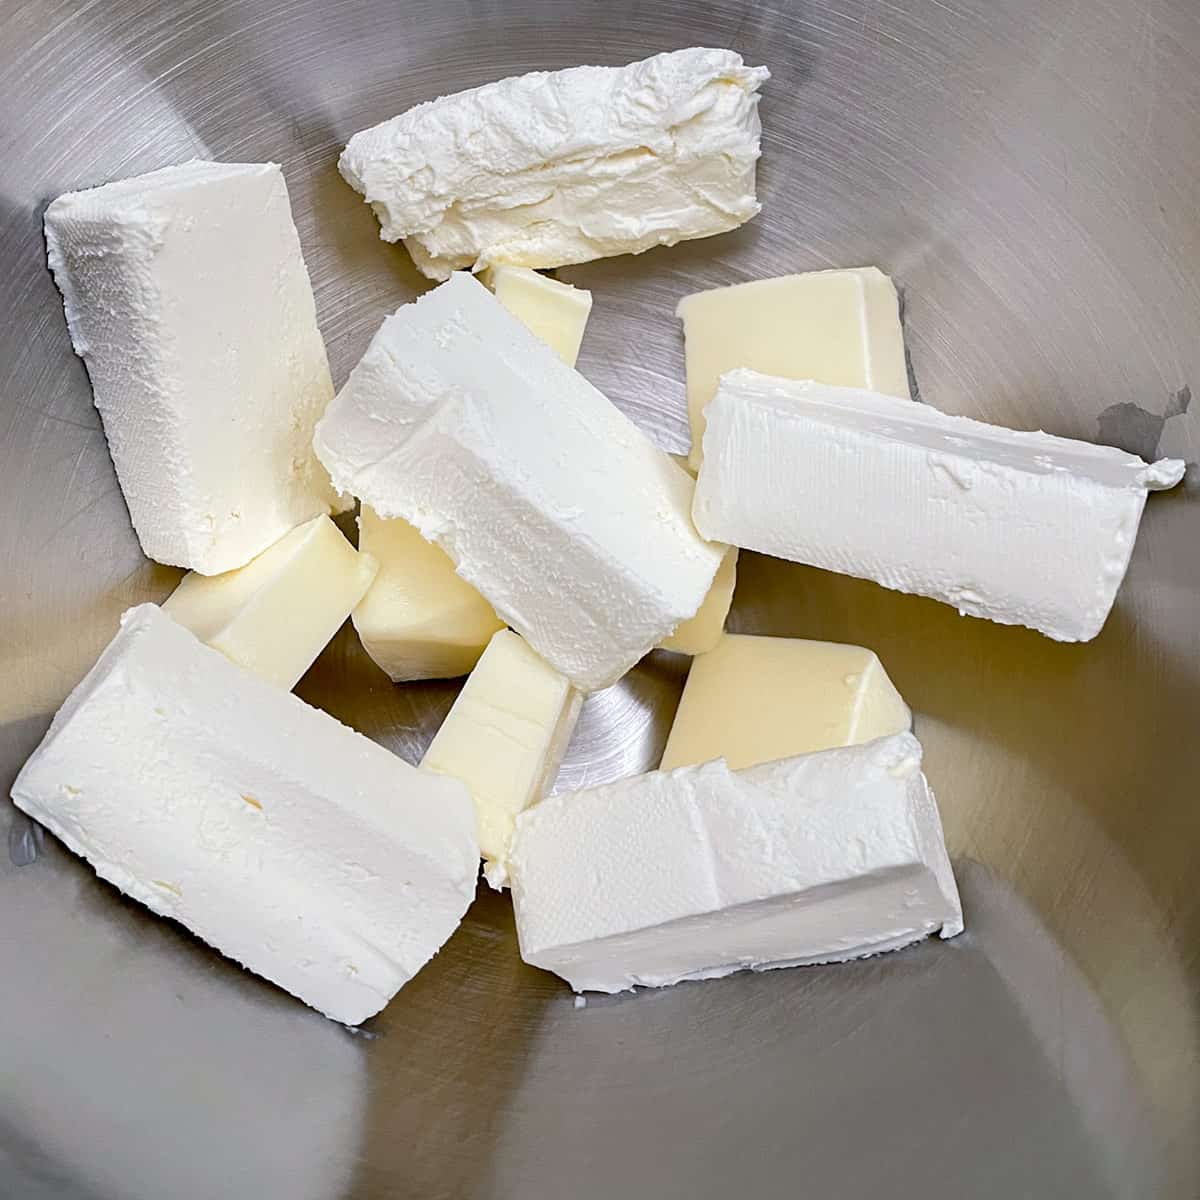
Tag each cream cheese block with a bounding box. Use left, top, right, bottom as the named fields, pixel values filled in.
left=349, top=267, right=587, bottom=682
left=660, top=634, right=910, bottom=770
left=485, top=266, right=592, bottom=365
left=508, top=733, right=962, bottom=994
left=677, top=267, right=909, bottom=469
left=660, top=548, right=738, bottom=656
left=422, top=630, right=582, bottom=889
left=314, top=272, right=724, bottom=691
left=44, top=161, right=346, bottom=575
left=693, top=370, right=1186, bottom=641
left=353, top=506, right=503, bottom=682
left=339, top=48, right=768, bottom=280
left=162, top=515, right=378, bottom=690
left=10, top=605, right=479, bottom=1025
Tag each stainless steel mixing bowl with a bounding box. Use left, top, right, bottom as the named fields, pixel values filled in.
left=2, top=2, right=1197, bottom=1196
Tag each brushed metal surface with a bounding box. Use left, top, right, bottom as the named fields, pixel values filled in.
left=2, top=1, right=1198, bottom=1197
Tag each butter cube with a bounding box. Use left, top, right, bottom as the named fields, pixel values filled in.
left=677, top=266, right=909, bottom=469
left=661, top=548, right=738, bottom=655
left=660, top=634, right=911, bottom=771
left=353, top=506, right=504, bottom=682
left=162, top=515, right=378, bottom=690
left=422, top=630, right=582, bottom=888
left=486, top=266, right=592, bottom=366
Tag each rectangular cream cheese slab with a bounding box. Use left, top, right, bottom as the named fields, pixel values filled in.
left=314, top=272, right=724, bottom=691
left=10, top=605, right=479, bottom=1025
left=509, top=733, right=962, bottom=994
left=348, top=266, right=588, bottom=682
left=677, top=267, right=909, bottom=469
left=660, top=633, right=910, bottom=770
left=162, top=515, right=378, bottom=690
left=339, top=48, right=768, bottom=280
left=44, top=161, right=346, bottom=575
left=422, top=630, right=581, bottom=889
left=693, top=370, right=1186, bottom=641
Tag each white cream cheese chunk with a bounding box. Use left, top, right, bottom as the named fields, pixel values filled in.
left=485, top=266, right=592, bottom=365
left=422, top=630, right=581, bottom=889
left=677, top=267, right=909, bottom=469
left=339, top=48, right=768, bottom=280
left=349, top=267, right=586, bottom=682
left=314, top=272, right=724, bottom=692
left=161, top=515, right=378, bottom=690
left=353, top=506, right=504, bottom=682
left=509, top=733, right=963, bottom=993
left=44, top=161, right=346, bottom=575
left=10, top=605, right=479, bottom=1026
left=661, top=634, right=910, bottom=770
left=694, top=370, right=1186, bottom=642
left=660, top=548, right=738, bottom=656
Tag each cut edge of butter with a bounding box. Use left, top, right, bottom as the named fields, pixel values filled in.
left=353, top=506, right=504, bottom=683
left=678, top=265, right=909, bottom=470
left=661, top=548, right=738, bottom=655
left=483, top=265, right=592, bottom=366
left=659, top=633, right=912, bottom=772
left=161, top=514, right=378, bottom=691
left=421, top=629, right=582, bottom=889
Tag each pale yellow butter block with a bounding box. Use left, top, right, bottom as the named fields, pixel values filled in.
left=353, top=506, right=504, bottom=682
left=161, top=515, right=378, bottom=690
left=678, top=266, right=910, bottom=469
left=422, top=630, right=582, bottom=888
left=660, top=633, right=911, bottom=771
left=661, top=548, right=738, bottom=655
left=485, top=265, right=592, bottom=366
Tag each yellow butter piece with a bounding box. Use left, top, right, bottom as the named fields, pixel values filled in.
left=353, top=506, right=504, bottom=682
left=162, top=515, right=378, bottom=690
left=422, top=630, right=582, bottom=888
left=660, top=633, right=911, bottom=771
left=661, top=548, right=738, bottom=655
left=485, top=265, right=592, bottom=366
left=677, top=266, right=909, bottom=469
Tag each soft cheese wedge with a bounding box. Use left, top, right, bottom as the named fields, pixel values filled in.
left=349, top=267, right=589, bottom=682
left=661, top=634, right=910, bottom=770
left=162, top=515, right=378, bottom=690
left=314, top=272, right=724, bottom=691
left=485, top=266, right=592, bottom=365
left=44, top=161, right=346, bottom=575
left=339, top=48, right=768, bottom=280
left=422, top=630, right=582, bottom=889
left=353, top=506, right=504, bottom=682
left=509, top=733, right=962, bottom=994
left=660, top=548, right=738, bottom=655
left=694, top=370, right=1186, bottom=642
left=677, top=267, right=910, bottom=469
left=10, top=605, right=479, bottom=1025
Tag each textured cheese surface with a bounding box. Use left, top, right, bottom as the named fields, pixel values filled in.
left=353, top=506, right=504, bottom=682
left=10, top=605, right=479, bottom=1025
left=422, top=630, right=581, bottom=889
left=694, top=370, right=1186, bottom=642
left=44, top=161, right=345, bottom=575
left=339, top=48, right=768, bottom=280
left=660, top=548, right=738, bottom=655
left=677, top=267, right=909, bottom=469
left=660, top=634, right=911, bottom=770
left=509, top=733, right=963, bottom=993
left=162, top=515, right=378, bottom=690
left=486, top=266, right=592, bottom=366
left=314, top=273, right=724, bottom=691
